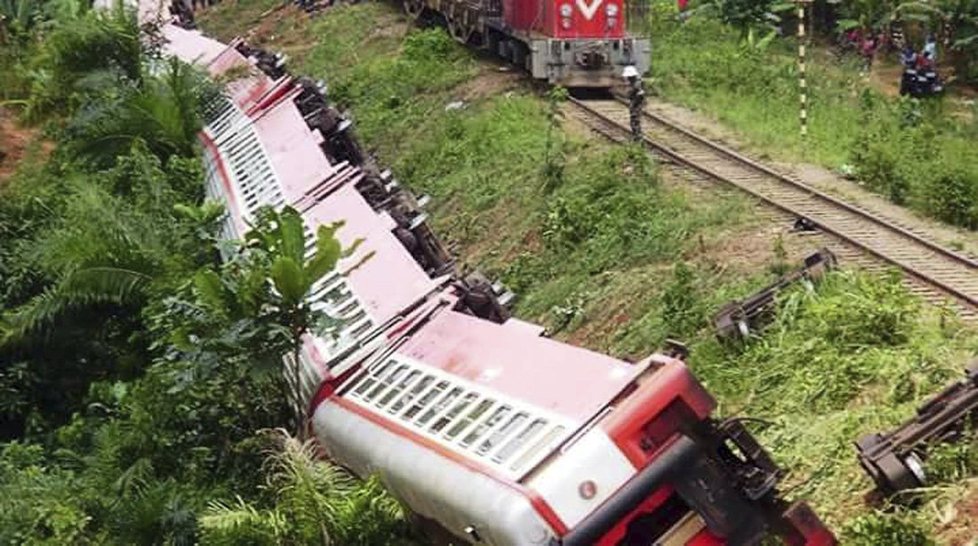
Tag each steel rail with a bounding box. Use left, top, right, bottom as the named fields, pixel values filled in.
left=568, top=96, right=978, bottom=311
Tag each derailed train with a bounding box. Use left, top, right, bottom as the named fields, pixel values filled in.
left=148, top=7, right=836, bottom=546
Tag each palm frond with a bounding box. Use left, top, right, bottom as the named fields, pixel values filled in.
left=1, top=267, right=151, bottom=344
left=199, top=496, right=287, bottom=545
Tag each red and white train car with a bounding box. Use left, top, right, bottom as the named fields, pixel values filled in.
left=154, top=13, right=835, bottom=546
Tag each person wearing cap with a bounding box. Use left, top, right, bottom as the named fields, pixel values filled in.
left=623, top=65, right=645, bottom=142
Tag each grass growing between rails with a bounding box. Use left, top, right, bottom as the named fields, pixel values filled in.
left=200, top=1, right=978, bottom=542
left=646, top=1, right=978, bottom=230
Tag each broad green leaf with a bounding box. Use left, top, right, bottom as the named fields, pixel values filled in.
left=306, top=223, right=344, bottom=283
left=271, top=257, right=307, bottom=306
left=278, top=207, right=306, bottom=263
left=194, top=269, right=226, bottom=312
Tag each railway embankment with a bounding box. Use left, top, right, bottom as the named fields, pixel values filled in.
left=647, top=5, right=978, bottom=241
left=194, top=1, right=978, bottom=541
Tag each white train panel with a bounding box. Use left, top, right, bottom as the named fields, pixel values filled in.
left=527, top=428, right=636, bottom=529
left=312, top=398, right=558, bottom=546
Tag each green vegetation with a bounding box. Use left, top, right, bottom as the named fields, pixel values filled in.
left=692, top=272, right=975, bottom=524
left=199, top=431, right=415, bottom=545
left=0, top=6, right=412, bottom=544
left=198, top=2, right=978, bottom=542
left=648, top=1, right=978, bottom=228
left=2, top=0, right=977, bottom=542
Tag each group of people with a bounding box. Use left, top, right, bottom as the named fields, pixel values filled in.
left=845, top=27, right=944, bottom=98
left=900, top=35, right=944, bottom=97
left=848, top=28, right=884, bottom=72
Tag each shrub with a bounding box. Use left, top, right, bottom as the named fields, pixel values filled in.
left=842, top=511, right=935, bottom=546
left=922, top=167, right=978, bottom=229
left=925, top=437, right=978, bottom=485
left=852, top=139, right=909, bottom=205
left=660, top=262, right=703, bottom=339
left=26, top=7, right=144, bottom=119
left=803, top=270, right=918, bottom=348
left=401, top=28, right=455, bottom=62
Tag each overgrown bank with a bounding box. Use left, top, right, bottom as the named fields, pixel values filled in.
left=199, top=1, right=978, bottom=542
left=645, top=1, right=978, bottom=231
left=0, top=7, right=416, bottom=544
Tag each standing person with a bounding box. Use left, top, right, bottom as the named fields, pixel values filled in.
left=923, top=34, right=938, bottom=64
left=900, top=45, right=917, bottom=68
left=860, top=32, right=878, bottom=73
left=623, top=65, right=645, bottom=142
left=900, top=44, right=917, bottom=96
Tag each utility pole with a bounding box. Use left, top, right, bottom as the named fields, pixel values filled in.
left=796, top=0, right=812, bottom=140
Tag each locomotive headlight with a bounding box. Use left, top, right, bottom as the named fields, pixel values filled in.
left=605, top=3, right=619, bottom=16
left=559, top=3, right=573, bottom=17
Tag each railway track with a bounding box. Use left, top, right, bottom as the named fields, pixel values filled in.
left=569, top=96, right=978, bottom=316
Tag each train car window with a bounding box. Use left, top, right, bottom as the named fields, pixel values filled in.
left=389, top=374, right=434, bottom=414
left=493, top=418, right=547, bottom=463
left=430, top=392, right=478, bottom=433
left=417, top=387, right=464, bottom=427
left=336, top=298, right=359, bottom=316
left=365, top=363, right=408, bottom=401
left=351, top=359, right=394, bottom=397
left=343, top=309, right=369, bottom=332
left=349, top=319, right=373, bottom=340
left=319, top=277, right=346, bottom=301
left=446, top=399, right=494, bottom=440
left=404, top=380, right=450, bottom=421
left=377, top=370, right=421, bottom=408
left=461, top=405, right=512, bottom=448
left=478, top=412, right=528, bottom=455
left=322, top=284, right=350, bottom=305
left=510, top=425, right=566, bottom=472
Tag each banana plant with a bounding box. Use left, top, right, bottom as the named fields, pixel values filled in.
left=894, top=0, right=978, bottom=80
left=685, top=0, right=791, bottom=40
left=0, top=0, right=37, bottom=40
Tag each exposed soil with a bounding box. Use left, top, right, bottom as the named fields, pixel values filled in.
left=451, top=68, right=523, bottom=103
left=937, top=485, right=978, bottom=546
left=865, top=58, right=975, bottom=123
left=0, top=108, right=41, bottom=186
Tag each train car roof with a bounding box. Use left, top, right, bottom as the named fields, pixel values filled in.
left=161, top=24, right=228, bottom=67
left=399, top=306, right=646, bottom=423
left=304, top=183, right=440, bottom=327
left=159, top=24, right=284, bottom=114
left=249, top=89, right=339, bottom=205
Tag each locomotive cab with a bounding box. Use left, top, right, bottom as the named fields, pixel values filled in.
left=490, top=0, right=650, bottom=87
left=524, top=357, right=834, bottom=546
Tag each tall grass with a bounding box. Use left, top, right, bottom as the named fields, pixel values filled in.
left=199, top=2, right=978, bottom=541
left=690, top=270, right=977, bottom=534
left=649, top=2, right=978, bottom=228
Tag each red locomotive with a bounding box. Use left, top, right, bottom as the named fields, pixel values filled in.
left=150, top=8, right=835, bottom=546
left=403, top=0, right=650, bottom=87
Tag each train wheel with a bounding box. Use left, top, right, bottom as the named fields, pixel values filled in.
left=403, top=0, right=423, bottom=19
